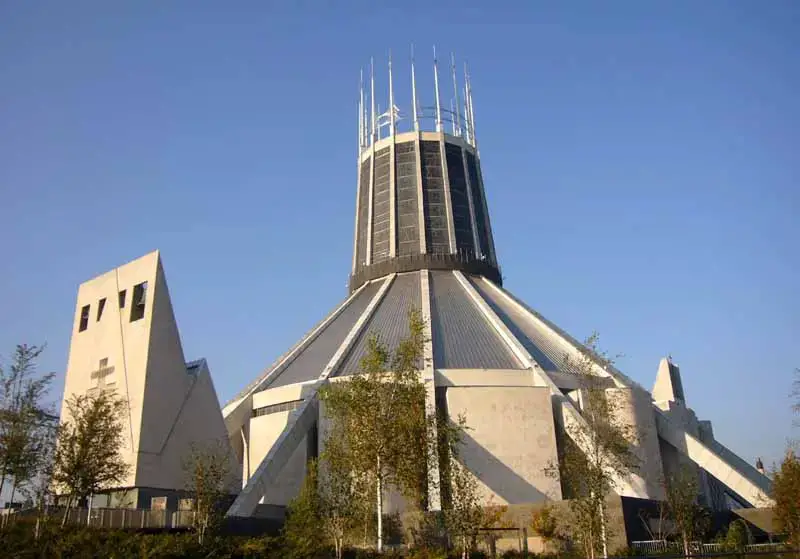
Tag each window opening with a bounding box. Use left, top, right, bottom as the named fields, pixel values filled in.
left=252, top=399, right=304, bottom=417
left=79, top=305, right=90, bottom=332
left=130, top=282, right=147, bottom=322
left=118, top=290, right=126, bottom=309
left=97, top=298, right=106, bottom=321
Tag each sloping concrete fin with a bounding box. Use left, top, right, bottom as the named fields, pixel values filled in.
left=555, top=396, right=651, bottom=498
left=654, top=411, right=773, bottom=507
left=652, top=357, right=685, bottom=405
left=226, top=396, right=320, bottom=516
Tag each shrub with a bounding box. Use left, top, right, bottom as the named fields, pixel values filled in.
left=724, top=519, right=750, bottom=550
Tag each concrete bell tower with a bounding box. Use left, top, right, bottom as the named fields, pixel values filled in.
left=60, top=250, right=240, bottom=508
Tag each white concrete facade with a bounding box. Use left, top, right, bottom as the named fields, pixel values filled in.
left=60, top=251, right=240, bottom=500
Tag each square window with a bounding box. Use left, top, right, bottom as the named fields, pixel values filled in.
left=97, top=298, right=106, bottom=321
left=118, top=290, right=126, bottom=309
left=79, top=305, right=90, bottom=332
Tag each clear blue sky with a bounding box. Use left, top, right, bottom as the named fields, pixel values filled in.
left=1, top=1, right=797, bottom=469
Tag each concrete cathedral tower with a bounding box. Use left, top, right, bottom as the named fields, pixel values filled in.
left=222, top=51, right=773, bottom=518
left=60, top=251, right=240, bottom=508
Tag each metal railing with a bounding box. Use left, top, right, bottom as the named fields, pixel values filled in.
left=2, top=507, right=197, bottom=530
left=630, top=540, right=793, bottom=557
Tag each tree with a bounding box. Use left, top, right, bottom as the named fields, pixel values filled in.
left=0, top=344, right=57, bottom=502
left=793, top=368, right=800, bottom=430
left=725, top=519, right=750, bottom=550
left=444, top=457, right=483, bottom=559
left=772, top=450, right=800, bottom=549
left=530, top=505, right=560, bottom=549
left=20, top=421, right=57, bottom=539
left=283, top=462, right=324, bottom=559
left=550, top=333, right=639, bottom=559
left=282, top=452, right=366, bottom=559
left=435, top=410, right=492, bottom=559
left=183, top=439, right=231, bottom=545
left=51, top=390, right=129, bottom=525
left=664, top=466, right=709, bottom=556
left=319, top=307, right=432, bottom=552
left=316, top=439, right=370, bottom=559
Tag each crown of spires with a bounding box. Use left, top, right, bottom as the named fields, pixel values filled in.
left=358, top=47, right=478, bottom=152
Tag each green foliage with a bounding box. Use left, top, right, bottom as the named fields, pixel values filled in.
left=283, top=460, right=325, bottom=559
left=52, top=390, right=129, bottom=516
left=407, top=547, right=449, bottom=559
left=773, top=449, right=800, bottom=547
left=724, top=518, right=750, bottom=550
left=0, top=343, right=57, bottom=501
left=183, top=438, right=232, bottom=545
left=530, top=506, right=559, bottom=542
left=664, top=465, right=709, bottom=554
left=0, top=519, right=285, bottom=559
left=444, top=457, right=483, bottom=558
left=318, top=307, right=435, bottom=551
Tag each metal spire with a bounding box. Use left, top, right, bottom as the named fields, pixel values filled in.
left=411, top=44, right=419, bottom=131
left=466, top=63, right=477, bottom=148
left=388, top=50, right=395, bottom=137
left=359, top=68, right=364, bottom=150
left=451, top=52, right=461, bottom=137
left=364, top=83, right=369, bottom=147
left=433, top=46, right=442, bottom=133
left=450, top=99, right=456, bottom=135
left=463, top=63, right=472, bottom=144
left=370, top=57, right=376, bottom=145
left=463, top=85, right=470, bottom=144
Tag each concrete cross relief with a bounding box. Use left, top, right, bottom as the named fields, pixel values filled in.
left=88, top=358, right=116, bottom=393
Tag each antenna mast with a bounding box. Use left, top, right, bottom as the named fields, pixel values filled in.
left=451, top=53, right=461, bottom=137
left=466, top=64, right=476, bottom=148
left=433, top=46, right=442, bottom=133
left=370, top=58, right=376, bottom=145
left=359, top=68, right=364, bottom=150
left=388, top=50, right=395, bottom=137
left=463, top=85, right=470, bottom=144
left=411, top=45, right=419, bottom=131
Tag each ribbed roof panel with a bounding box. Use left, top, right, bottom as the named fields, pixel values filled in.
left=468, top=276, right=580, bottom=374
left=467, top=276, right=561, bottom=372
left=338, top=272, right=421, bottom=375
left=265, top=280, right=384, bottom=389
left=429, top=271, right=521, bottom=370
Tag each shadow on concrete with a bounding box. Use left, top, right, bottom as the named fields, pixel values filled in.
left=459, top=430, right=549, bottom=504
